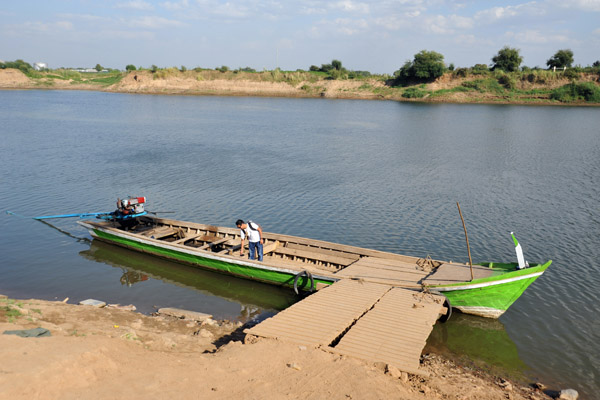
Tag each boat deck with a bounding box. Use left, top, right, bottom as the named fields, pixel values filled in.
left=334, top=256, right=431, bottom=287
left=245, top=279, right=446, bottom=375
left=422, top=262, right=497, bottom=286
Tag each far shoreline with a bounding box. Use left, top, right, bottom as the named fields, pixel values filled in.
left=1, top=68, right=598, bottom=107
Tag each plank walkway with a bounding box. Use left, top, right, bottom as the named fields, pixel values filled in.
left=245, top=279, right=445, bottom=374
left=335, top=256, right=429, bottom=287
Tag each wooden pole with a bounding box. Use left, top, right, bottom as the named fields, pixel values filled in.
left=457, top=202, right=474, bottom=281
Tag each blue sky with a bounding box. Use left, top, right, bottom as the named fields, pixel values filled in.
left=1, top=0, right=599, bottom=73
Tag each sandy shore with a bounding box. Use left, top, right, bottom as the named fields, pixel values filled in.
left=0, top=294, right=558, bottom=400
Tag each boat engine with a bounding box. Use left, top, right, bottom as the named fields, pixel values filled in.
left=116, top=196, right=146, bottom=229
left=120, top=196, right=146, bottom=214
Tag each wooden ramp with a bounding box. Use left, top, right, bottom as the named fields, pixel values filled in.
left=334, top=256, right=429, bottom=287
left=245, top=279, right=445, bottom=374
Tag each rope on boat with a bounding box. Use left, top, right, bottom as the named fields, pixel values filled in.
left=293, top=270, right=315, bottom=295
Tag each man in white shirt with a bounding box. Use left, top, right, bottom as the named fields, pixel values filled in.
left=236, top=219, right=263, bottom=261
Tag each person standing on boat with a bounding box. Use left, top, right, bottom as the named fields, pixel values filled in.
left=236, top=219, right=263, bottom=261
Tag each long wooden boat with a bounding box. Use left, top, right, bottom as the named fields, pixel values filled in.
left=78, top=215, right=551, bottom=319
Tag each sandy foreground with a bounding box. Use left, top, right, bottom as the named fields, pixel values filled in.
left=0, top=295, right=557, bottom=400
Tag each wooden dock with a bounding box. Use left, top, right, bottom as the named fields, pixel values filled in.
left=245, top=279, right=445, bottom=375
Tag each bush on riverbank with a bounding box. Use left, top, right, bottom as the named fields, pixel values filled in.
left=551, top=82, right=600, bottom=102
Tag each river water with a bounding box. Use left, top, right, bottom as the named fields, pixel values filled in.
left=1, top=90, right=598, bottom=397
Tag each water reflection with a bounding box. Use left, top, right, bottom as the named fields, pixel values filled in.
left=79, top=240, right=297, bottom=321
left=426, top=313, right=529, bottom=380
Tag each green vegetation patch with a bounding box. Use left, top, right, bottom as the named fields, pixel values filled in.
left=551, top=82, right=600, bottom=103
left=429, top=86, right=473, bottom=97
left=461, top=78, right=505, bottom=94
left=402, top=87, right=429, bottom=98
left=86, top=73, right=123, bottom=86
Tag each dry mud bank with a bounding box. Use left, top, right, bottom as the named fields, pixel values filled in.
left=3, top=68, right=598, bottom=105
left=0, top=294, right=562, bottom=400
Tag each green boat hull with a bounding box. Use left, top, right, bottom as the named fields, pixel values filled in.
left=91, top=228, right=332, bottom=292
left=83, top=222, right=550, bottom=319
left=427, top=261, right=552, bottom=318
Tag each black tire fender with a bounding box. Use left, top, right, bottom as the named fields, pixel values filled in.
left=293, top=270, right=315, bottom=295
left=439, top=296, right=452, bottom=323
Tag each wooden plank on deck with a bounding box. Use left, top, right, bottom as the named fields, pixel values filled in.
left=335, top=257, right=428, bottom=286
left=422, top=262, right=495, bottom=285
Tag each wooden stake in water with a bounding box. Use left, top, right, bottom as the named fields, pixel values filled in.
left=457, top=202, right=474, bottom=281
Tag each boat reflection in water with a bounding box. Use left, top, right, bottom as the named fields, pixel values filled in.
left=426, top=313, right=530, bottom=380
left=79, top=240, right=298, bottom=322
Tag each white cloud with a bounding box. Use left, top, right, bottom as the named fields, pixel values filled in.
left=550, top=0, right=600, bottom=12
left=115, top=1, right=154, bottom=11
left=300, top=6, right=327, bottom=15
left=331, top=1, right=370, bottom=14
left=505, top=29, right=570, bottom=44
left=594, top=28, right=600, bottom=34
left=101, top=30, right=155, bottom=40
left=19, top=20, right=74, bottom=33
left=332, top=17, right=368, bottom=35
left=162, top=0, right=190, bottom=11
left=57, top=13, right=112, bottom=23
left=129, top=16, right=185, bottom=28
left=212, top=2, right=250, bottom=18
left=423, top=14, right=473, bottom=34
left=474, top=2, right=545, bottom=22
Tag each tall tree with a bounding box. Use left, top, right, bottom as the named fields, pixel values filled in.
left=546, top=49, right=574, bottom=69
left=491, top=47, right=523, bottom=72
left=394, top=50, right=446, bottom=82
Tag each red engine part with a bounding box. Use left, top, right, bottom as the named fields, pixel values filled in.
left=122, top=196, right=146, bottom=207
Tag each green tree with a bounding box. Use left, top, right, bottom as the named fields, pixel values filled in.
left=180, top=65, right=187, bottom=72
left=394, top=50, right=446, bottom=82
left=331, top=59, right=342, bottom=71
left=491, top=47, right=522, bottom=72
left=95, top=63, right=103, bottom=72
left=125, top=64, right=136, bottom=71
left=320, top=63, right=333, bottom=72
left=150, top=65, right=158, bottom=73
left=546, top=49, right=574, bottom=69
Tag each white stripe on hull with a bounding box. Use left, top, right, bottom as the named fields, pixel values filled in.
left=430, top=271, right=544, bottom=292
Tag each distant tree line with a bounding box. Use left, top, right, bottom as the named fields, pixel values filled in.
left=0, top=59, right=33, bottom=73
left=389, top=47, right=599, bottom=85
left=307, top=59, right=371, bottom=79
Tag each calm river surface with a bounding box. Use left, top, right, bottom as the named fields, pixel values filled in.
left=1, top=90, right=598, bottom=397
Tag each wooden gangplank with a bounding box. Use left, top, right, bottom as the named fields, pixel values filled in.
left=245, top=279, right=445, bottom=374
left=334, top=256, right=429, bottom=287
left=246, top=280, right=390, bottom=346
left=333, top=287, right=443, bottom=374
